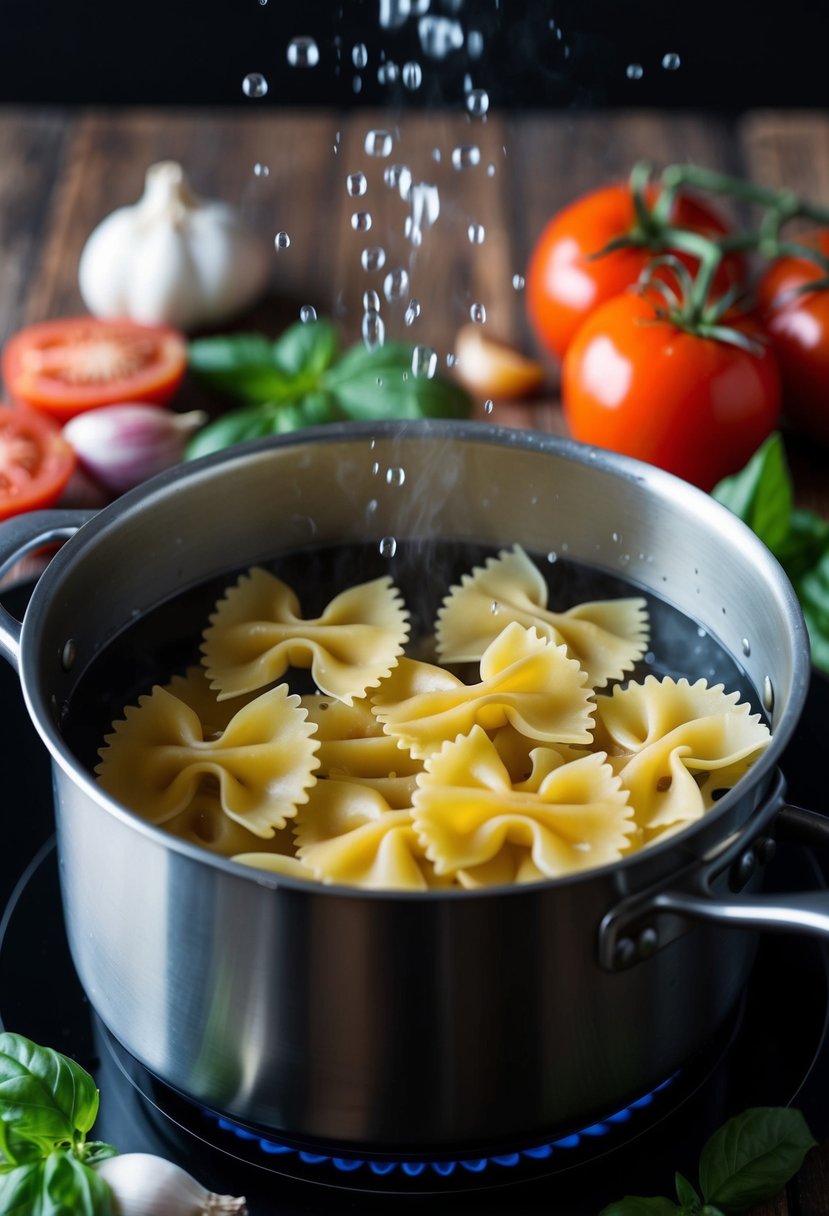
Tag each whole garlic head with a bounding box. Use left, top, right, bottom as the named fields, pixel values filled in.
left=78, top=161, right=270, bottom=332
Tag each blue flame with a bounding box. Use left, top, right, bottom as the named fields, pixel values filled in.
left=206, top=1073, right=678, bottom=1179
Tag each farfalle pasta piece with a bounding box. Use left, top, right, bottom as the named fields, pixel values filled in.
left=436, top=544, right=649, bottom=687
left=373, top=621, right=593, bottom=759
left=230, top=853, right=320, bottom=881
left=163, top=791, right=298, bottom=857
left=594, top=676, right=771, bottom=837
left=96, top=682, right=318, bottom=837
left=294, top=779, right=449, bottom=890
left=201, top=566, right=409, bottom=704
left=412, top=726, right=633, bottom=886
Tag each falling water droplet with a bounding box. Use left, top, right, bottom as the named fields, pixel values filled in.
left=274, top=231, right=291, bottom=251
left=386, top=467, right=406, bottom=487
left=347, top=172, right=367, bottom=197
left=385, top=163, right=413, bottom=199
left=242, top=73, right=268, bottom=98
left=300, top=305, right=317, bottom=323
left=380, top=0, right=411, bottom=29
left=418, top=15, right=464, bottom=58
left=352, top=210, right=373, bottom=231
left=383, top=267, right=410, bottom=301
left=452, top=144, right=481, bottom=170
left=402, top=61, right=423, bottom=89
left=379, top=536, right=398, bottom=558
left=353, top=76, right=363, bottom=94
left=468, top=29, right=484, bottom=58
left=404, top=299, right=421, bottom=326
left=287, top=36, right=320, bottom=68
left=253, top=163, right=270, bottom=177
left=361, top=247, right=387, bottom=272
left=626, top=63, right=644, bottom=80
left=467, top=222, right=485, bottom=245
left=378, top=61, right=400, bottom=84
left=362, top=309, right=385, bottom=350
left=512, top=273, right=525, bottom=291
left=547, top=551, right=558, bottom=564
left=662, top=52, right=681, bottom=70
left=352, top=42, right=368, bottom=68
left=466, top=88, right=490, bottom=117
left=412, top=345, right=438, bottom=378
left=470, top=302, right=487, bottom=324
left=365, top=129, right=393, bottom=157
left=483, top=398, right=494, bottom=414
left=363, top=289, right=381, bottom=311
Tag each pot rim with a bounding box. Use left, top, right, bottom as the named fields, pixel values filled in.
left=15, top=419, right=811, bottom=900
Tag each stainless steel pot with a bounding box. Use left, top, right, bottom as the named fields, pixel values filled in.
left=0, top=420, right=826, bottom=1155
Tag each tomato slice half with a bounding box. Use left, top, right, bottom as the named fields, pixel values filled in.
left=2, top=317, right=187, bottom=421
left=0, top=405, right=77, bottom=520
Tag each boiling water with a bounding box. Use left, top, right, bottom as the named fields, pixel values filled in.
left=63, top=541, right=757, bottom=777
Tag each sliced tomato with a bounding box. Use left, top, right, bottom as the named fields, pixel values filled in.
left=2, top=317, right=187, bottom=422
left=0, top=405, right=76, bottom=520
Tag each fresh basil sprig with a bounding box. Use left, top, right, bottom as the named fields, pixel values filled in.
left=0, top=1033, right=117, bottom=1214
left=713, top=432, right=829, bottom=674
left=602, top=1107, right=816, bottom=1216
left=185, top=318, right=472, bottom=460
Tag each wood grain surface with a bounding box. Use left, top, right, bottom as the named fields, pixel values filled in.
left=0, top=106, right=828, bottom=1214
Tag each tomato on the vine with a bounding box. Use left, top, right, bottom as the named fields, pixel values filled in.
left=2, top=317, right=187, bottom=422
left=756, top=230, right=829, bottom=447
left=561, top=291, right=781, bottom=491
left=0, top=405, right=76, bottom=520
left=526, top=183, right=740, bottom=363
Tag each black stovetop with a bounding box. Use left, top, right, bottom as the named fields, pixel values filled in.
left=1, top=580, right=829, bottom=1214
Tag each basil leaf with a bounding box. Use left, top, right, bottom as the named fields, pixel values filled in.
left=674, top=1172, right=701, bottom=1210
left=600, top=1196, right=680, bottom=1215
left=185, top=403, right=283, bottom=459
left=0, top=1152, right=111, bottom=1216
left=188, top=334, right=293, bottom=403
left=711, top=433, right=792, bottom=552
left=792, top=549, right=829, bottom=674
left=0, top=1162, right=44, bottom=1214
left=79, top=1143, right=118, bottom=1167
left=322, top=341, right=471, bottom=421
left=698, top=1107, right=816, bottom=1212
left=0, top=1034, right=99, bottom=1152
left=271, top=319, right=338, bottom=378
left=778, top=508, right=829, bottom=579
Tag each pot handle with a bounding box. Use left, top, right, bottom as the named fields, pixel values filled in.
left=599, top=779, right=829, bottom=971
left=0, top=509, right=95, bottom=672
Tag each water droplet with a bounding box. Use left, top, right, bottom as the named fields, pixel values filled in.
left=371, top=461, right=381, bottom=476
left=347, top=172, right=367, bottom=197
left=274, top=231, right=291, bottom=251
left=361, top=246, right=387, bottom=272
left=253, top=162, right=270, bottom=177
left=287, top=36, right=320, bottom=68
left=385, top=163, right=413, bottom=199
left=547, top=551, right=558, bottom=564
left=242, top=72, right=268, bottom=98
left=512, top=273, right=525, bottom=291
left=662, top=52, right=681, bottom=70
left=379, top=536, right=398, bottom=558
left=446, top=352, right=457, bottom=368
left=490, top=600, right=500, bottom=615
left=432, top=147, right=442, bottom=162
left=380, top=0, right=411, bottom=29
left=378, top=61, right=399, bottom=84
left=468, top=29, right=484, bottom=58
left=467, top=222, right=485, bottom=245
left=452, top=144, right=481, bottom=170
left=762, top=676, right=774, bottom=714
left=300, top=304, right=317, bottom=323
left=418, top=15, right=464, bottom=58
left=407, top=181, right=440, bottom=248
left=697, top=626, right=707, bottom=638
left=412, top=345, right=438, bottom=378
left=626, top=63, right=644, bottom=80
left=352, top=210, right=372, bottom=231
left=353, top=75, right=363, bottom=94
left=363, top=289, right=381, bottom=311
left=367, top=499, right=378, bottom=515
left=741, top=638, right=751, bottom=658
left=466, top=88, right=490, bottom=117
left=352, top=42, right=368, bottom=68
left=365, top=129, right=393, bottom=157
left=404, top=298, right=421, bottom=326
left=386, top=467, right=406, bottom=487
left=402, top=61, right=423, bottom=90
left=383, top=267, right=410, bottom=301
left=362, top=308, right=385, bottom=350
left=486, top=163, right=497, bottom=178
left=470, top=302, right=487, bottom=324
left=483, top=398, right=494, bottom=415
left=611, top=531, right=621, bottom=544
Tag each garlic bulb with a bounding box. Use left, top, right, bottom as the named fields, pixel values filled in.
left=63, top=404, right=206, bottom=492
left=79, top=161, right=270, bottom=331
left=93, top=1153, right=247, bottom=1215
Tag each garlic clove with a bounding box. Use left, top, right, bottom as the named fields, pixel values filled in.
left=93, top=1152, right=247, bottom=1215
left=79, top=161, right=270, bottom=332
left=453, top=324, right=545, bottom=400
left=63, top=404, right=207, bottom=493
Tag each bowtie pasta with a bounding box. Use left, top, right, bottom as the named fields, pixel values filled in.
left=95, top=546, right=771, bottom=890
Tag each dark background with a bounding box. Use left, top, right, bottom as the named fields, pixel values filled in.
left=0, top=0, right=827, bottom=109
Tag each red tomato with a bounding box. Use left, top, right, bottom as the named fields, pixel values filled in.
left=526, top=183, right=739, bottom=363
left=2, top=317, right=187, bottom=422
left=756, top=230, right=829, bottom=446
left=0, top=404, right=76, bottom=520
left=561, top=291, right=781, bottom=491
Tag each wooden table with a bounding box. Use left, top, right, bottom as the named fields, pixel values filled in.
left=1, top=106, right=829, bottom=1215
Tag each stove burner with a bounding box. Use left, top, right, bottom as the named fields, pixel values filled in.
left=202, top=1072, right=678, bottom=1181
